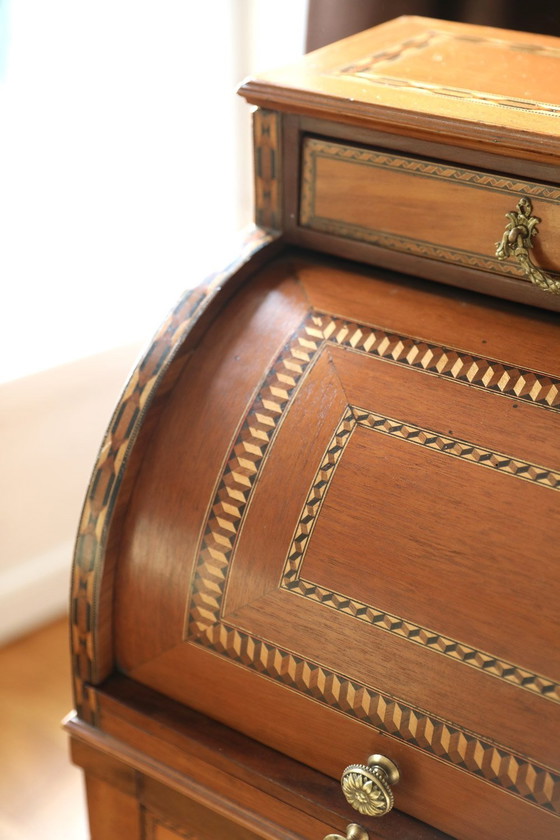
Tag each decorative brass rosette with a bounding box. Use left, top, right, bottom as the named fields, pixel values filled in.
left=323, top=823, right=369, bottom=840
left=341, top=764, right=394, bottom=817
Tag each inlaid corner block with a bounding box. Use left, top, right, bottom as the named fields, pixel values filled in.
left=254, top=109, right=282, bottom=231
left=187, top=310, right=560, bottom=817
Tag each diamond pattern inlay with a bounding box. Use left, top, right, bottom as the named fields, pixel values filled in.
left=282, top=406, right=560, bottom=704
left=187, top=320, right=326, bottom=639
left=184, top=310, right=560, bottom=817
left=193, top=621, right=560, bottom=815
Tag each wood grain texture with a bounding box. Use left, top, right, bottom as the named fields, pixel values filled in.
left=283, top=403, right=560, bottom=694
left=150, top=822, right=188, bottom=840
left=142, top=778, right=277, bottom=840
left=71, top=19, right=560, bottom=840
left=246, top=23, right=560, bottom=312
left=285, top=224, right=560, bottom=313
left=300, top=137, right=560, bottom=280
left=298, top=115, right=560, bottom=186
left=106, top=254, right=560, bottom=839
left=113, top=258, right=309, bottom=673
left=70, top=226, right=280, bottom=721
left=85, top=775, right=141, bottom=840
left=239, top=16, right=560, bottom=164
left=67, top=679, right=452, bottom=840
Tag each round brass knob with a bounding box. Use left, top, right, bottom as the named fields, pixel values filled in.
left=341, top=754, right=400, bottom=817
left=324, top=823, right=369, bottom=840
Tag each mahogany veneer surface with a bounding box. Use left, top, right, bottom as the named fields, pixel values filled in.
left=109, top=253, right=560, bottom=840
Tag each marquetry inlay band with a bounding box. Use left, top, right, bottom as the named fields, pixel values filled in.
left=254, top=109, right=282, bottom=230
left=357, top=408, right=560, bottom=489
left=186, top=310, right=560, bottom=816
left=336, top=29, right=560, bottom=117
left=194, top=619, right=560, bottom=815
left=282, top=406, right=560, bottom=704
left=187, top=319, right=327, bottom=636
left=70, top=228, right=276, bottom=722
left=188, top=310, right=560, bottom=638
left=303, top=141, right=560, bottom=201
left=300, top=139, right=560, bottom=280
left=321, top=313, right=560, bottom=410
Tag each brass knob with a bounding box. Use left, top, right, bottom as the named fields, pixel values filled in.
left=324, top=823, right=369, bottom=840
left=341, top=754, right=400, bottom=817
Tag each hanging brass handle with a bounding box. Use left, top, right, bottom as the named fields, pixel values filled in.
left=495, top=197, right=560, bottom=294
left=324, top=823, right=369, bottom=840
left=341, top=754, right=400, bottom=817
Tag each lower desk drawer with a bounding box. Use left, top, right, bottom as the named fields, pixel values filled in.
left=299, top=137, right=560, bottom=308
left=68, top=684, right=449, bottom=840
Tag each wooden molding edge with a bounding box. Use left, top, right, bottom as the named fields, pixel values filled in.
left=66, top=714, right=330, bottom=840
left=70, top=227, right=283, bottom=722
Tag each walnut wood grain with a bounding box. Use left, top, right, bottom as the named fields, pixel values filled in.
left=113, top=257, right=309, bottom=674
left=247, top=21, right=560, bottom=312
left=285, top=225, right=560, bottom=313
left=280, top=126, right=560, bottom=314
left=70, top=18, right=560, bottom=840
left=85, top=774, right=141, bottom=840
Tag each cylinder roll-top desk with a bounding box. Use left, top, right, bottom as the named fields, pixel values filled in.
left=67, top=16, right=560, bottom=840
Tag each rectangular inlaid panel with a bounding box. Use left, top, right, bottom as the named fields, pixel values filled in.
left=300, top=137, right=560, bottom=280
left=112, top=259, right=560, bottom=840
left=183, top=308, right=560, bottom=821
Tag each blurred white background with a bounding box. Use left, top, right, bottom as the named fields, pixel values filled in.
left=0, top=0, right=307, bottom=642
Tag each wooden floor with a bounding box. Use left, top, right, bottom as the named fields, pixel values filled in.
left=0, top=617, right=89, bottom=840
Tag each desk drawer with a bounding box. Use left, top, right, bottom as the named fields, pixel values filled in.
left=300, top=137, right=560, bottom=305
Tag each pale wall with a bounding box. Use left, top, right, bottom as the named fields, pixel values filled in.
left=0, top=345, right=142, bottom=643
left=0, top=1, right=307, bottom=643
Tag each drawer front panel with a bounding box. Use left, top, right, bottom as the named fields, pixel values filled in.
left=300, top=137, right=560, bottom=294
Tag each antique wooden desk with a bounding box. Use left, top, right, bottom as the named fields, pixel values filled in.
left=67, top=17, right=560, bottom=840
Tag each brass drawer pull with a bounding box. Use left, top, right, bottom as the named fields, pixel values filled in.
left=341, top=754, right=400, bottom=817
left=324, top=823, right=369, bottom=840
left=496, top=197, right=560, bottom=294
